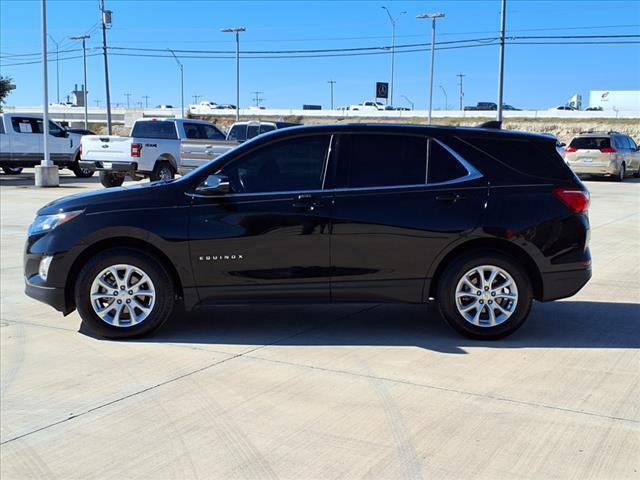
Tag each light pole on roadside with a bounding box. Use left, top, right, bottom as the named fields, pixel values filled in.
left=221, top=26, right=246, bottom=121
left=70, top=35, right=90, bottom=129
left=400, top=94, right=414, bottom=110
left=328, top=80, right=336, bottom=110
left=381, top=6, right=406, bottom=107
left=456, top=73, right=466, bottom=110
left=496, top=0, right=507, bottom=123
left=417, top=12, right=445, bottom=124
left=99, top=0, right=113, bottom=134
left=47, top=34, right=60, bottom=104
left=439, top=85, right=448, bottom=110
left=168, top=49, right=184, bottom=118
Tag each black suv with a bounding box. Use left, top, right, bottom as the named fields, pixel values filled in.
left=24, top=124, right=592, bottom=340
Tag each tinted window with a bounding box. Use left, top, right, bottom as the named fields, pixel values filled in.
left=246, top=124, right=260, bottom=140
left=131, top=121, right=177, bottom=139
left=569, top=136, right=610, bottom=150
left=428, top=140, right=469, bottom=183
left=335, top=134, right=427, bottom=188
left=220, top=136, right=329, bottom=194
left=34, top=120, right=63, bottom=136
left=259, top=124, right=276, bottom=134
left=202, top=124, right=225, bottom=140
left=12, top=117, right=39, bottom=133
left=628, top=137, right=638, bottom=150
left=183, top=123, right=201, bottom=139
left=0, top=119, right=4, bottom=134
left=227, top=125, right=247, bottom=142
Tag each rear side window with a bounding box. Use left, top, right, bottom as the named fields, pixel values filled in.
left=246, top=124, right=260, bottom=140
left=569, top=136, right=610, bottom=150
left=335, top=134, right=428, bottom=188
left=131, top=121, right=178, bottom=139
left=462, top=136, right=569, bottom=180
left=259, top=124, right=275, bottom=134
left=12, top=117, right=40, bottom=133
left=428, top=140, right=469, bottom=183
left=227, top=125, right=247, bottom=142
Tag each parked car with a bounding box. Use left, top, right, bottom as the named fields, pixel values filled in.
left=225, top=121, right=300, bottom=143
left=25, top=123, right=592, bottom=340
left=585, top=107, right=603, bottom=112
left=464, top=102, right=499, bottom=111
left=79, top=118, right=227, bottom=187
left=349, top=101, right=385, bottom=111
left=0, top=113, right=93, bottom=177
left=550, top=105, right=577, bottom=111
left=565, top=131, right=640, bottom=181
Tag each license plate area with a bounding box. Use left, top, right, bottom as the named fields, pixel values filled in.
left=102, top=162, right=112, bottom=169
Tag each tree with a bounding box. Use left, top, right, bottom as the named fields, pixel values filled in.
left=0, top=76, right=16, bottom=110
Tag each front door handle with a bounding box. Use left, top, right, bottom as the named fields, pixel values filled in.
left=436, top=193, right=464, bottom=203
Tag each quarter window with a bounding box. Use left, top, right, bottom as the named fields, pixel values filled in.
left=220, top=135, right=330, bottom=194
left=427, top=140, right=469, bottom=183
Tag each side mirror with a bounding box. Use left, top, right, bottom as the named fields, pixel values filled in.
left=51, top=129, right=68, bottom=138
left=560, top=142, right=566, bottom=147
left=196, top=174, right=230, bottom=196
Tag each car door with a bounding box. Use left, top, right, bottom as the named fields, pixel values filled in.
left=9, top=117, right=42, bottom=163
left=38, top=120, right=74, bottom=163
left=627, top=136, right=640, bottom=173
left=189, top=134, right=334, bottom=303
left=328, top=133, right=488, bottom=303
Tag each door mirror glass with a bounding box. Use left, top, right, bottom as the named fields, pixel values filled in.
left=196, top=174, right=230, bottom=195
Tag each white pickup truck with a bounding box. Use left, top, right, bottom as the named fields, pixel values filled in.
left=0, top=113, right=93, bottom=177
left=348, top=101, right=386, bottom=111
left=79, top=118, right=235, bottom=187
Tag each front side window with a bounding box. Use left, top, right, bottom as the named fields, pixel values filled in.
left=202, top=124, right=225, bottom=140
left=227, top=125, right=246, bottom=142
left=334, top=134, right=428, bottom=188
left=259, top=124, right=276, bottom=134
left=183, top=123, right=201, bottom=139
left=220, top=135, right=330, bottom=194
left=246, top=124, right=260, bottom=140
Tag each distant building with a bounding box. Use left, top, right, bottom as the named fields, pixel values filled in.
left=72, top=84, right=88, bottom=107
left=589, top=90, right=640, bottom=111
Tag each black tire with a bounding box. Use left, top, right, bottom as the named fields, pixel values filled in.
left=2, top=167, right=23, bottom=175
left=614, top=163, right=625, bottom=182
left=99, top=171, right=125, bottom=188
left=75, top=247, right=175, bottom=339
left=436, top=251, right=533, bottom=340
left=71, top=157, right=95, bottom=178
left=634, top=165, right=640, bottom=178
left=150, top=161, right=175, bottom=182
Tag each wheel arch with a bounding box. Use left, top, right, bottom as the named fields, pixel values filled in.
left=64, top=236, right=185, bottom=313
left=426, top=238, right=544, bottom=301
left=156, top=153, right=178, bottom=171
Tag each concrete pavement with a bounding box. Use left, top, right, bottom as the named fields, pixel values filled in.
left=1, top=171, right=639, bottom=479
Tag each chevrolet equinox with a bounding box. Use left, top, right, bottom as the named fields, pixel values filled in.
left=25, top=124, right=592, bottom=340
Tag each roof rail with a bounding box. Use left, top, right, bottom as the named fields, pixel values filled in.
left=477, top=120, right=502, bottom=129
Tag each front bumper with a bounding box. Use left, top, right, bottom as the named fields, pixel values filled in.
left=540, top=266, right=592, bottom=301
left=25, top=276, right=70, bottom=314
left=78, top=160, right=138, bottom=172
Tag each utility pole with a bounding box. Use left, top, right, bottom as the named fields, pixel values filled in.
left=251, top=91, right=264, bottom=107
left=221, top=27, right=246, bottom=121
left=401, top=94, right=414, bottom=110
left=99, top=0, right=113, bottom=134
left=496, top=0, right=507, bottom=123
left=95, top=99, right=101, bottom=107
left=124, top=92, right=132, bottom=108
left=382, top=6, right=405, bottom=107
left=36, top=0, right=58, bottom=186
left=439, top=85, right=448, bottom=110
left=193, top=94, right=202, bottom=103
left=136, top=101, right=143, bottom=108
left=47, top=34, right=60, bottom=104
left=168, top=49, right=184, bottom=118
left=456, top=73, right=466, bottom=110
left=142, top=95, right=150, bottom=108
left=70, top=34, right=90, bottom=129
left=327, top=80, right=336, bottom=110
left=417, top=12, right=445, bottom=124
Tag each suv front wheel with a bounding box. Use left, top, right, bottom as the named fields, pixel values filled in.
left=75, top=248, right=175, bottom=339
left=437, top=251, right=533, bottom=339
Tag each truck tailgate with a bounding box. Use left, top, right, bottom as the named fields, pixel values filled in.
left=81, top=135, right=132, bottom=161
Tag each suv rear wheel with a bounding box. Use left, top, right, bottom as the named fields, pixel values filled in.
left=436, top=251, right=533, bottom=339
left=150, top=161, right=175, bottom=182
left=99, top=171, right=125, bottom=188
left=75, top=248, right=175, bottom=339
left=71, top=157, right=95, bottom=178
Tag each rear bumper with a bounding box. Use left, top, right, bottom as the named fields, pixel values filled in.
left=540, top=267, right=592, bottom=301
left=78, top=160, right=138, bottom=172
left=569, top=163, right=618, bottom=176
left=25, top=277, right=69, bottom=314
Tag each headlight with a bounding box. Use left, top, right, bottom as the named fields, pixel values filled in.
left=28, top=210, right=83, bottom=236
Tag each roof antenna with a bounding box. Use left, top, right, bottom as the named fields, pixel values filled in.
left=477, top=120, right=502, bottom=129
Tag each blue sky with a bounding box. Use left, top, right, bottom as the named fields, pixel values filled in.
left=1, top=0, right=639, bottom=110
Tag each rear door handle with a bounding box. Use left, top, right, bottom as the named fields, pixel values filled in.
left=436, top=193, right=464, bottom=203
left=292, top=194, right=322, bottom=210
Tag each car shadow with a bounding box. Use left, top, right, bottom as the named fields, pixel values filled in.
left=131, top=300, right=640, bottom=354
left=0, top=172, right=101, bottom=187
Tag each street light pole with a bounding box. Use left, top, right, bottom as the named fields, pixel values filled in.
left=417, top=12, right=445, bottom=124
left=70, top=35, right=90, bottom=130
left=401, top=94, right=414, bottom=110
left=47, top=34, right=59, bottom=104
left=168, top=49, right=184, bottom=118
left=456, top=73, right=466, bottom=110
left=221, top=27, right=246, bottom=122
left=328, top=80, right=336, bottom=110
left=99, top=0, right=113, bottom=134
left=439, top=85, right=448, bottom=110
left=496, top=0, right=507, bottom=123
left=382, top=7, right=405, bottom=108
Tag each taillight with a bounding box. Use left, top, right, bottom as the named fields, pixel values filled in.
left=553, top=188, right=590, bottom=213
left=565, top=146, right=576, bottom=153
left=600, top=147, right=616, bottom=153
left=131, top=143, right=142, bottom=157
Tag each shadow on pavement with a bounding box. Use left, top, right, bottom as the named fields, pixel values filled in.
left=0, top=172, right=101, bottom=187
left=136, top=300, right=640, bottom=354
